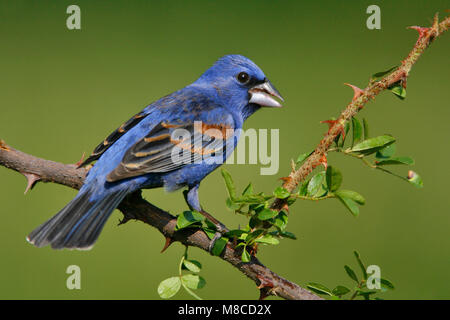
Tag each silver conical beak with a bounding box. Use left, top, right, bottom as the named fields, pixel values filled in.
left=248, top=80, right=284, bottom=108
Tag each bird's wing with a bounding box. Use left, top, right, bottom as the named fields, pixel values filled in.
left=106, top=112, right=235, bottom=183
left=78, top=109, right=149, bottom=168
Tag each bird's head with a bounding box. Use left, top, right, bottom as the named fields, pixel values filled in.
left=194, top=55, right=284, bottom=118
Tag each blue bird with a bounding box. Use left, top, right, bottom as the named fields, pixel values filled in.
left=27, top=55, right=284, bottom=250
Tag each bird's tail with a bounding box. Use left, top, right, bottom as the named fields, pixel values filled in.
left=27, top=187, right=129, bottom=250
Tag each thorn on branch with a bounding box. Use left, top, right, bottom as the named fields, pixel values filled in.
left=318, top=154, right=328, bottom=169
left=321, top=119, right=338, bottom=133
left=432, top=13, right=440, bottom=37
left=408, top=26, right=432, bottom=45
left=256, top=275, right=274, bottom=290
left=249, top=244, right=259, bottom=256
left=408, top=25, right=431, bottom=37
left=321, top=119, right=337, bottom=128
left=280, top=176, right=293, bottom=184
left=344, top=83, right=364, bottom=101
left=290, top=159, right=296, bottom=172
left=118, top=215, right=131, bottom=226
left=259, top=287, right=273, bottom=300
left=75, top=152, right=86, bottom=167
left=161, top=236, right=174, bottom=253
left=0, top=140, right=10, bottom=151
left=21, top=172, right=41, bottom=195
left=321, top=119, right=346, bottom=139
left=401, top=77, right=408, bottom=89
left=281, top=202, right=290, bottom=213
left=256, top=274, right=275, bottom=300
left=389, top=70, right=408, bottom=89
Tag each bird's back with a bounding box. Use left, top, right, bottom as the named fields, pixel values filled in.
left=82, top=85, right=236, bottom=196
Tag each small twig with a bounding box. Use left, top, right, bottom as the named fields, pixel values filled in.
left=293, top=194, right=335, bottom=201
left=179, top=249, right=203, bottom=300
left=329, top=148, right=411, bottom=182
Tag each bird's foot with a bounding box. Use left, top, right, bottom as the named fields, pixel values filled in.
left=207, top=221, right=229, bottom=255
left=192, top=207, right=228, bottom=255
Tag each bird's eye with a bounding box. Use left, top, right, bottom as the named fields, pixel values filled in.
left=237, top=72, right=250, bottom=84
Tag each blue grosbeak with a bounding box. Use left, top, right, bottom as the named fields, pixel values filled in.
left=27, top=55, right=283, bottom=250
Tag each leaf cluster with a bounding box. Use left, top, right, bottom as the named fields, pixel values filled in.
left=306, top=251, right=394, bottom=300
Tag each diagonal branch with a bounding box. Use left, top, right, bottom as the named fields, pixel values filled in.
left=0, top=141, right=320, bottom=300
left=272, top=13, right=449, bottom=211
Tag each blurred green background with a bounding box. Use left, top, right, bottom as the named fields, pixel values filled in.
left=0, top=0, right=449, bottom=299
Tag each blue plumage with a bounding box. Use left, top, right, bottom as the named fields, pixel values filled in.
left=27, top=55, right=284, bottom=250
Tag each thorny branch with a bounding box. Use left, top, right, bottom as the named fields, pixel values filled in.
left=0, top=141, right=320, bottom=300
left=0, top=14, right=448, bottom=300
left=272, top=13, right=449, bottom=211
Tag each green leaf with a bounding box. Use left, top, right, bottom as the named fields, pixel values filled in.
left=242, top=183, right=253, bottom=196
left=380, top=278, right=395, bottom=290
left=299, top=179, right=310, bottom=196
left=255, top=234, right=280, bottom=245
left=245, top=229, right=265, bottom=244
left=278, top=230, right=297, bottom=240
left=356, top=290, right=378, bottom=299
left=274, top=211, right=288, bottom=231
left=339, top=121, right=351, bottom=147
left=249, top=215, right=262, bottom=229
left=352, top=117, right=363, bottom=146
left=336, top=195, right=359, bottom=217
left=344, top=265, right=359, bottom=283
left=326, top=166, right=342, bottom=192
left=224, top=229, right=247, bottom=238
left=363, top=118, right=369, bottom=140
left=241, top=248, right=251, bottom=262
left=221, top=169, right=236, bottom=199
left=389, top=84, right=406, bottom=100
left=203, top=229, right=216, bottom=240
left=307, top=171, right=326, bottom=196
left=376, top=156, right=414, bottom=166
left=354, top=251, right=367, bottom=280
left=225, top=198, right=240, bottom=210
left=273, top=186, right=290, bottom=199
left=176, top=211, right=205, bottom=230
left=286, top=197, right=297, bottom=206
left=204, top=219, right=217, bottom=231
left=296, top=152, right=310, bottom=164
left=332, top=285, right=351, bottom=296
left=249, top=203, right=264, bottom=212
left=235, top=242, right=246, bottom=248
left=158, top=277, right=181, bottom=299
left=181, top=274, right=206, bottom=290
left=376, top=143, right=396, bottom=159
left=306, top=282, right=332, bottom=296
left=335, top=190, right=365, bottom=205
left=351, top=135, right=396, bottom=154
left=407, top=170, right=423, bottom=188
left=211, top=237, right=228, bottom=256
left=371, top=66, right=398, bottom=82
left=183, top=260, right=202, bottom=273
left=234, top=194, right=273, bottom=205
left=257, top=208, right=278, bottom=221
